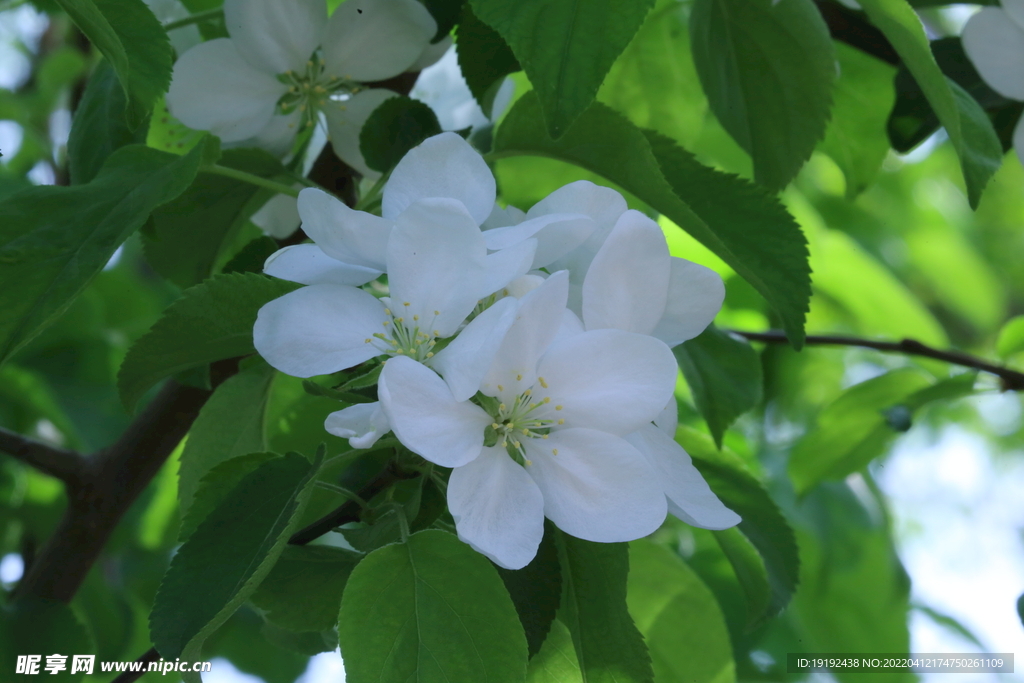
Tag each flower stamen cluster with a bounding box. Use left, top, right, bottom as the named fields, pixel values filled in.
left=365, top=305, right=442, bottom=361
left=276, top=55, right=360, bottom=129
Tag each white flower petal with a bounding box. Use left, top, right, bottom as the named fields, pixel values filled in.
left=525, top=428, right=666, bottom=543
left=168, top=39, right=285, bottom=141
left=429, top=297, right=518, bottom=402
left=650, top=258, right=725, bottom=346
left=532, top=180, right=629, bottom=281
left=323, top=0, right=436, bottom=82
left=505, top=274, right=545, bottom=299
left=480, top=239, right=538, bottom=300
left=1015, top=112, right=1024, bottom=170
left=264, top=244, right=382, bottom=286
left=325, top=402, right=390, bottom=449
left=223, top=0, right=326, bottom=75
left=449, top=445, right=545, bottom=569
left=483, top=213, right=596, bottom=269
left=408, top=34, right=452, bottom=72
left=251, top=193, right=301, bottom=239
left=482, top=202, right=526, bottom=230
left=324, top=88, right=400, bottom=178
left=582, top=210, right=670, bottom=335
left=654, top=397, right=678, bottom=437
left=552, top=308, right=585, bottom=346
left=379, top=356, right=491, bottom=467
left=962, top=7, right=1024, bottom=100
left=481, top=270, right=569, bottom=402
left=297, top=187, right=392, bottom=270
left=243, top=110, right=302, bottom=157
left=1005, top=0, right=1024, bottom=31
left=387, top=198, right=488, bottom=335
left=382, top=132, right=496, bottom=223
left=253, top=284, right=387, bottom=376
left=625, top=426, right=740, bottom=530
left=535, top=329, right=677, bottom=436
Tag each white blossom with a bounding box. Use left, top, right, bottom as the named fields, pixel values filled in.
left=379, top=273, right=677, bottom=569
left=167, top=0, right=437, bottom=171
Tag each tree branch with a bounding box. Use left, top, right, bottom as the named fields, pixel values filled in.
left=288, top=459, right=410, bottom=546
left=732, top=329, right=1024, bottom=391
left=16, top=359, right=239, bottom=603
left=815, top=0, right=900, bottom=66
left=0, top=426, right=85, bottom=486
left=110, top=648, right=160, bottom=683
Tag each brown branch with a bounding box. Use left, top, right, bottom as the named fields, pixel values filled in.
left=815, top=0, right=900, bottom=66
left=288, top=459, right=409, bottom=545
left=110, top=647, right=160, bottom=683
left=16, top=359, right=238, bottom=603
left=732, top=329, right=1024, bottom=391
left=0, top=426, right=85, bottom=486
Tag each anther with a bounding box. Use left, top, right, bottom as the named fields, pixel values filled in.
left=384, top=308, right=391, bottom=315
left=558, top=419, right=565, bottom=425
left=403, top=302, right=411, bottom=307
left=395, top=317, right=403, bottom=323
left=538, top=377, right=549, bottom=388
left=543, top=397, right=551, bottom=404
left=413, top=315, right=419, bottom=321
left=555, top=405, right=563, bottom=411
left=365, top=338, right=371, bottom=343
left=434, top=311, right=440, bottom=316
left=516, top=374, right=523, bottom=381
left=525, top=459, right=533, bottom=466
left=492, top=423, right=500, bottom=429
left=542, top=434, right=549, bottom=439
left=521, top=428, right=529, bottom=435
left=499, top=404, right=506, bottom=412
left=426, top=352, right=434, bottom=358
left=552, top=449, right=559, bottom=455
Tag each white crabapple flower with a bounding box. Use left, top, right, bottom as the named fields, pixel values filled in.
left=577, top=207, right=737, bottom=530
left=379, top=273, right=679, bottom=569
left=962, top=0, right=1024, bottom=164
left=167, top=0, right=436, bottom=171
left=261, top=132, right=601, bottom=293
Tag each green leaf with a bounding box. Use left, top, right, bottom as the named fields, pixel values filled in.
left=117, top=272, right=301, bottom=411
left=359, top=96, right=442, bottom=173
left=471, top=0, right=654, bottom=137
left=680, top=430, right=801, bottom=621
left=819, top=43, right=897, bottom=199
left=689, top=0, right=835, bottom=190
left=710, top=526, right=772, bottom=631
left=495, top=521, right=562, bottom=658
left=150, top=451, right=320, bottom=665
left=223, top=236, right=282, bottom=275
left=674, top=325, right=763, bottom=447
left=145, top=149, right=285, bottom=288
left=180, top=452, right=279, bottom=541
left=856, top=0, right=1002, bottom=207
left=996, top=315, right=1024, bottom=359
left=627, top=540, right=735, bottom=683
left=67, top=60, right=143, bottom=185
left=526, top=620, right=582, bottom=683
left=177, top=361, right=276, bottom=535
left=54, top=0, right=172, bottom=128
left=792, top=483, right=913, bottom=683
left=598, top=0, right=706, bottom=149
left=338, top=529, right=528, bottom=683
left=422, top=0, right=465, bottom=41
left=788, top=370, right=977, bottom=493
left=1017, top=593, right=1024, bottom=629
left=0, top=141, right=212, bottom=368
left=0, top=597, right=95, bottom=682
left=251, top=545, right=361, bottom=633
left=456, top=3, right=520, bottom=118
left=494, top=94, right=810, bottom=346
left=555, top=532, right=653, bottom=683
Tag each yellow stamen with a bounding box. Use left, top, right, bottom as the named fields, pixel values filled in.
left=552, top=449, right=558, bottom=456
left=555, top=405, right=563, bottom=411
left=558, top=419, right=565, bottom=425
left=538, top=377, right=549, bottom=388
left=497, top=385, right=504, bottom=392
left=516, top=374, right=523, bottom=381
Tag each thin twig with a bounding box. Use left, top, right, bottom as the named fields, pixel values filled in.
left=288, top=461, right=409, bottom=545
left=731, top=329, right=1024, bottom=391
left=110, top=647, right=160, bottom=683
left=0, top=426, right=86, bottom=486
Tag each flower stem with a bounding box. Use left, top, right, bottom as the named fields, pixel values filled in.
left=162, top=8, right=223, bottom=31
left=200, top=164, right=301, bottom=198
